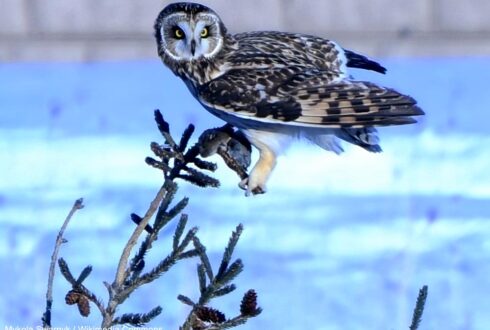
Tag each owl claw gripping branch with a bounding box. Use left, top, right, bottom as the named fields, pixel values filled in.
left=154, top=2, right=424, bottom=196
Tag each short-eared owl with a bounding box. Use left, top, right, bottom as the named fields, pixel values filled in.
left=154, top=2, right=424, bottom=195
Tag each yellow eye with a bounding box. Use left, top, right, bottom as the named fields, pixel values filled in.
left=174, top=27, right=184, bottom=39
left=200, top=27, right=209, bottom=38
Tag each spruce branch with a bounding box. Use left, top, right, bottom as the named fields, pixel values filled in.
left=58, top=258, right=105, bottom=317
left=127, top=189, right=189, bottom=278
left=206, top=316, right=248, bottom=330
left=217, top=224, right=243, bottom=279
left=131, top=213, right=153, bottom=234
left=46, top=111, right=260, bottom=329
left=118, top=222, right=198, bottom=304
left=199, top=291, right=262, bottom=330
left=150, top=141, right=175, bottom=160
left=42, top=198, right=84, bottom=328
left=178, top=294, right=196, bottom=306
left=179, top=226, right=200, bottom=254
left=163, top=197, right=189, bottom=227
left=213, top=284, right=237, bottom=298
left=214, top=260, right=244, bottom=290
left=194, top=237, right=214, bottom=282
left=130, top=258, right=145, bottom=274
left=198, top=264, right=207, bottom=294
left=178, top=249, right=200, bottom=260
left=152, top=181, right=179, bottom=231
left=112, top=306, right=163, bottom=326
left=178, top=169, right=220, bottom=188
left=193, top=158, right=218, bottom=171
left=180, top=224, right=261, bottom=330
left=57, top=257, right=77, bottom=285
left=128, top=237, right=150, bottom=281
left=118, top=225, right=198, bottom=306
left=173, top=214, right=189, bottom=251
left=101, top=113, right=224, bottom=326
left=154, top=109, right=178, bottom=151
left=138, top=253, right=179, bottom=284
left=150, top=110, right=251, bottom=186
left=150, top=110, right=220, bottom=187
left=75, top=265, right=93, bottom=286
left=179, top=124, right=195, bottom=152
left=409, top=285, right=428, bottom=330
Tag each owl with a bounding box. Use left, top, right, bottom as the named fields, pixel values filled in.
left=154, top=2, right=424, bottom=195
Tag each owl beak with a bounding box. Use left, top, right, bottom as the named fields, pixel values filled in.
left=190, top=39, right=196, bottom=56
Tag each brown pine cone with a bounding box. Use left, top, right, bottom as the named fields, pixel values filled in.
left=240, top=289, right=262, bottom=317
left=77, top=296, right=91, bottom=317
left=195, top=306, right=226, bottom=323
left=65, top=290, right=81, bottom=305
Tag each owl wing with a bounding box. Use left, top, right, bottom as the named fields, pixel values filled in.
left=197, top=66, right=424, bottom=128
left=231, top=31, right=386, bottom=75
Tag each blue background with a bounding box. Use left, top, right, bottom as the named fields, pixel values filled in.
left=1, top=58, right=489, bottom=329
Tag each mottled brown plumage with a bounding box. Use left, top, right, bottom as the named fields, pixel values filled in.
left=154, top=2, right=424, bottom=195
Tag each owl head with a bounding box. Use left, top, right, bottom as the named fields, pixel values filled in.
left=154, top=2, right=227, bottom=62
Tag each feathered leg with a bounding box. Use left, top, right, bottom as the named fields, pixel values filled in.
left=240, top=141, right=276, bottom=195
left=240, top=129, right=291, bottom=196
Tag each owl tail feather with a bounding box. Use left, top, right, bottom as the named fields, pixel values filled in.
left=344, top=49, right=387, bottom=74
left=336, top=127, right=382, bottom=153
left=302, top=131, right=345, bottom=155
left=304, top=127, right=381, bottom=154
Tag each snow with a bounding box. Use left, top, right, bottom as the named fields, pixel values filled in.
left=0, top=58, right=489, bottom=330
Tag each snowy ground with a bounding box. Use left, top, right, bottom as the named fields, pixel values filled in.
left=1, top=58, right=489, bottom=330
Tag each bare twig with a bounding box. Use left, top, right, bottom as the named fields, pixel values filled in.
left=114, top=183, right=169, bottom=288
left=42, top=198, right=84, bottom=328
left=103, top=182, right=171, bottom=327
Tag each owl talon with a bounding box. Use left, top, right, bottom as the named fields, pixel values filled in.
left=239, top=178, right=248, bottom=190
left=239, top=178, right=266, bottom=196
left=251, top=185, right=266, bottom=195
